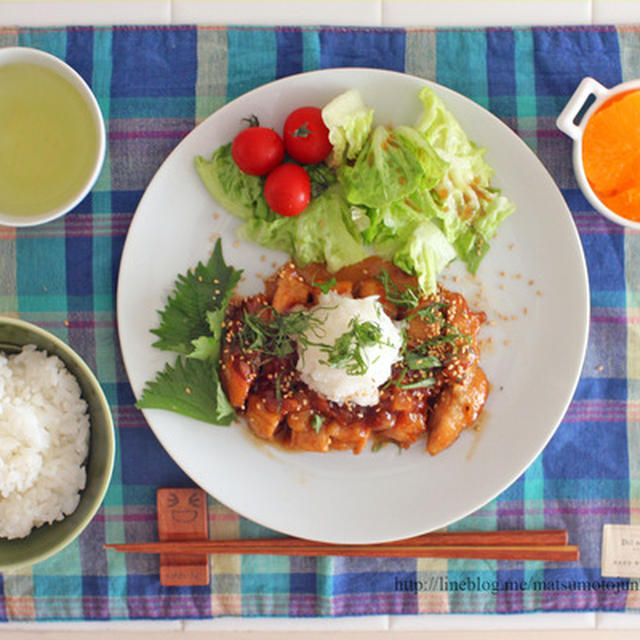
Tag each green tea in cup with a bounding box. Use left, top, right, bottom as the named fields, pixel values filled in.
left=0, top=48, right=105, bottom=227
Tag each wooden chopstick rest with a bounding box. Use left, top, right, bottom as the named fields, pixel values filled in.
left=156, top=488, right=210, bottom=586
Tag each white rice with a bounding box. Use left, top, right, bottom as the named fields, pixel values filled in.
left=0, top=345, right=90, bottom=539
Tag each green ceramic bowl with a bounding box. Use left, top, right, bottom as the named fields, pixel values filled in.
left=0, top=316, right=115, bottom=571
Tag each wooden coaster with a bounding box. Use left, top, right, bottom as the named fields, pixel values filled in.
left=157, top=488, right=210, bottom=586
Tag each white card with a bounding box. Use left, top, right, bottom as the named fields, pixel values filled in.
left=601, top=524, right=640, bottom=578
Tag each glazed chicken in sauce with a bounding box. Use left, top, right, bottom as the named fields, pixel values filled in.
left=220, top=256, right=489, bottom=455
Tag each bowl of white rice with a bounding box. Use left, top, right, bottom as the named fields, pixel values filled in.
left=0, top=316, right=114, bottom=571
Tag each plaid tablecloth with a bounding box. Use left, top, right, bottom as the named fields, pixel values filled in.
left=1, top=24, right=639, bottom=620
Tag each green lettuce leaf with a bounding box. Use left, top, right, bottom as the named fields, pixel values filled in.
left=453, top=193, right=513, bottom=274
left=195, top=144, right=270, bottom=221
left=239, top=214, right=296, bottom=256
left=453, top=227, right=490, bottom=274
left=240, top=183, right=367, bottom=273
left=366, top=200, right=455, bottom=295
left=392, top=220, right=457, bottom=294
left=472, top=189, right=515, bottom=241
left=415, top=86, right=515, bottom=255
left=339, top=125, right=447, bottom=209
left=321, top=89, right=374, bottom=167
left=415, top=86, right=491, bottom=180
left=187, top=309, right=226, bottom=363
left=364, top=187, right=439, bottom=245
left=292, top=183, right=368, bottom=272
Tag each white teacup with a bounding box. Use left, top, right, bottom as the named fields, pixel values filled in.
left=0, top=47, right=106, bottom=227
left=557, top=76, right=640, bottom=231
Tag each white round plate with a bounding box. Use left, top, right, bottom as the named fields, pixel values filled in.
left=117, top=68, right=589, bottom=544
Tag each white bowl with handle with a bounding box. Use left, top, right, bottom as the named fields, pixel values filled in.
left=556, top=76, right=640, bottom=230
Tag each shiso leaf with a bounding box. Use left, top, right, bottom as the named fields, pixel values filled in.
left=136, top=239, right=242, bottom=425
left=136, top=357, right=235, bottom=426
left=150, top=239, right=242, bottom=354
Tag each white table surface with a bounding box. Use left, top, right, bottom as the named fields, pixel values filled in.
left=2, top=0, right=640, bottom=636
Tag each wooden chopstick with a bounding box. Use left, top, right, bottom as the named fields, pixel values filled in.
left=104, top=541, right=578, bottom=562
left=104, top=530, right=578, bottom=562
left=336, top=529, right=568, bottom=547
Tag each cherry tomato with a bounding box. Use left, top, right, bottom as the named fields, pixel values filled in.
left=231, top=126, right=284, bottom=176
left=264, top=164, right=311, bottom=217
left=283, top=106, right=332, bottom=165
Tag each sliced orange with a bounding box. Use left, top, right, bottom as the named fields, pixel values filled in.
left=582, top=90, right=640, bottom=197
left=600, top=185, right=640, bottom=222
